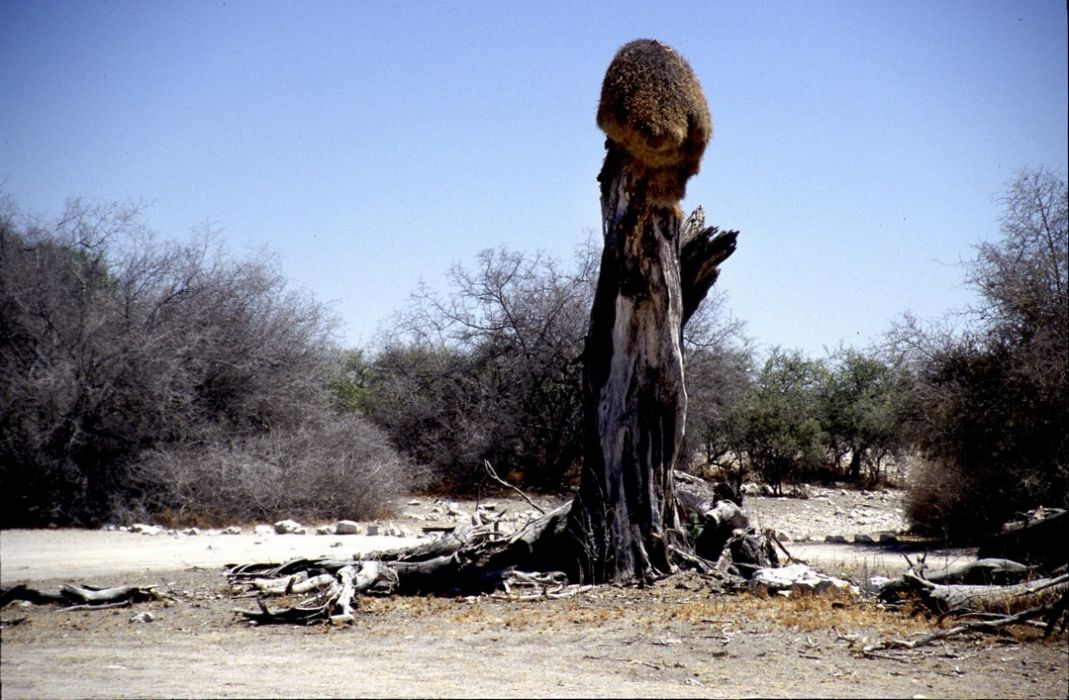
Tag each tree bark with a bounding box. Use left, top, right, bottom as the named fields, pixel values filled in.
left=565, top=143, right=735, bottom=584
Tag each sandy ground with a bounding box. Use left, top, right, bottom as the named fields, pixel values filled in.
left=2, top=489, right=1066, bottom=699
left=0, top=529, right=422, bottom=585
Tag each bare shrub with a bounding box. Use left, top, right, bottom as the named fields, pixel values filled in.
left=123, top=417, right=413, bottom=526
left=1, top=197, right=413, bottom=525
left=903, top=456, right=971, bottom=542
left=366, top=244, right=597, bottom=490
left=893, top=168, right=1068, bottom=539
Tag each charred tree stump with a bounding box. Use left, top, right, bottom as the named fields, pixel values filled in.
left=565, top=40, right=737, bottom=584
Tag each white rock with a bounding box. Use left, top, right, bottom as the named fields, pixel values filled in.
left=865, top=576, right=893, bottom=594
left=129, top=611, right=155, bottom=623
left=182, top=527, right=200, bottom=536
left=274, top=519, right=305, bottom=535
left=222, top=526, right=242, bottom=535
left=335, top=520, right=361, bottom=535
left=254, top=524, right=275, bottom=536
left=130, top=524, right=162, bottom=536
left=751, top=564, right=856, bottom=596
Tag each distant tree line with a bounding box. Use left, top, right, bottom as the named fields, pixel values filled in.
left=342, top=243, right=913, bottom=498
left=346, top=168, right=1066, bottom=543
left=2, top=169, right=1063, bottom=540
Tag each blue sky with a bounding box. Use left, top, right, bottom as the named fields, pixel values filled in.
left=2, top=0, right=1066, bottom=357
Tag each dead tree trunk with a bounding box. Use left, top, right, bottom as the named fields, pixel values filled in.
left=568, top=158, right=688, bottom=583
left=221, top=42, right=740, bottom=614
left=566, top=40, right=737, bottom=584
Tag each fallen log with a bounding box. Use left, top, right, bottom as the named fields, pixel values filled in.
left=2, top=583, right=165, bottom=608
left=876, top=558, right=1038, bottom=602
left=900, top=571, right=1068, bottom=617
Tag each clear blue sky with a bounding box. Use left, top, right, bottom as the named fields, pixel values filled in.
left=3, top=0, right=1066, bottom=357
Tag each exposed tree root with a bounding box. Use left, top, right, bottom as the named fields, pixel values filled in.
left=222, top=475, right=771, bottom=625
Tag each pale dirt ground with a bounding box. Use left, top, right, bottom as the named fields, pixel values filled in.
left=2, top=489, right=1066, bottom=699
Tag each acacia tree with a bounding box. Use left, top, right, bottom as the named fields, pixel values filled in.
left=738, top=349, right=827, bottom=494
left=819, top=348, right=909, bottom=485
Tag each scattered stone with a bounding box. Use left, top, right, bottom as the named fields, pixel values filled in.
left=865, top=576, right=893, bottom=594
left=407, top=499, right=421, bottom=506
left=273, top=519, right=305, bottom=535
left=315, top=525, right=335, bottom=535
left=853, top=534, right=875, bottom=545
left=750, top=564, right=857, bottom=596
left=129, top=611, right=155, bottom=623
left=254, top=524, right=275, bottom=537
left=182, top=527, right=200, bottom=536
left=222, top=526, right=242, bottom=535
left=824, top=534, right=847, bottom=544
left=129, top=524, right=162, bottom=536
left=366, top=524, right=380, bottom=536
left=878, top=533, right=900, bottom=545
left=334, top=520, right=361, bottom=535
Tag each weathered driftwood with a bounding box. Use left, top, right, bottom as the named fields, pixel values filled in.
left=1, top=583, right=164, bottom=608
left=876, top=558, right=1039, bottom=603
left=693, top=500, right=748, bottom=562
left=902, top=571, right=1069, bottom=617
left=920, top=558, right=1037, bottom=586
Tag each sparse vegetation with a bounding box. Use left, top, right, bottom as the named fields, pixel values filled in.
left=3, top=170, right=1064, bottom=543
left=0, top=198, right=413, bottom=526
left=894, top=169, right=1068, bottom=540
